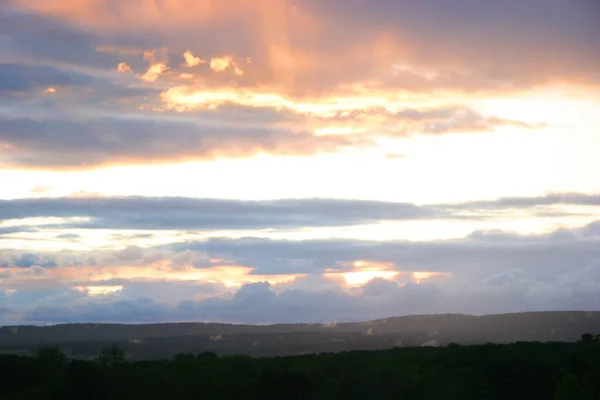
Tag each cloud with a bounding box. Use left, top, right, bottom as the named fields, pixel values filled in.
left=0, top=0, right=598, bottom=325
left=1, top=220, right=600, bottom=323
left=0, top=63, right=93, bottom=93
left=419, top=108, right=547, bottom=134
left=182, top=50, right=204, bottom=67
left=310, top=106, right=547, bottom=137
left=0, top=253, right=57, bottom=268
left=6, top=0, right=599, bottom=95
left=209, top=55, right=233, bottom=72
left=4, top=213, right=599, bottom=277
left=385, top=153, right=405, bottom=160
left=0, top=197, right=438, bottom=230
left=443, top=192, right=600, bottom=209
left=1, top=193, right=597, bottom=231
left=9, top=265, right=600, bottom=324
left=117, top=62, right=132, bottom=72
left=0, top=3, right=554, bottom=171
left=166, top=218, right=600, bottom=276
left=0, top=106, right=372, bottom=168
left=0, top=62, right=155, bottom=112
left=0, top=7, right=120, bottom=70
left=137, top=63, right=168, bottom=82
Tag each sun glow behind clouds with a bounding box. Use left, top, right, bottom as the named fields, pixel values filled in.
left=327, top=260, right=397, bottom=286
left=75, top=285, right=123, bottom=296
left=324, top=261, right=450, bottom=286
left=0, top=264, right=304, bottom=290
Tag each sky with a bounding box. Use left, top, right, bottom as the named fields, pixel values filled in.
left=1, top=0, right=600, bottom=325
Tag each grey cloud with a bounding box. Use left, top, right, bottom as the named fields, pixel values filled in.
left=1, top=193, right=598, bottom=232
left=300, top=0, right=600, bottom=88
left=0, top=63, right=94, bottom=93
left=1, top=285, right=84, bottom=309
left=0, top=277, right=225, bottom=318
left=0, top=197, right=439, bottom=230
left=0, top=63, right=157, bottom=108
left=55, top=233, right=81, bottom=240
left=168, top=219, right=600, bottom=276
left=447, top=192, right=600, bottom=209
left=2, top=220, right=600, bottom=323
left=118, top=280, right=226, bottom=304
left=0, top=103, right=543, bottom=168
left=0, top=226, right=39, bottom=235
left=0, top=7, right=119, bottom=70
left=0, top=115, right=368, bottom=168
left=11, top=268, right=600, bottom=324
left=0, top=253, right=57, bottom=268
left=23, top=297, right=172, bottom=324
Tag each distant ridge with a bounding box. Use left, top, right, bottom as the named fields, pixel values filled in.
left=1, top=311, right=598, bottom=359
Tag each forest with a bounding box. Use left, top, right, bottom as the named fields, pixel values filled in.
left=0, top=334, right=599, bottom=399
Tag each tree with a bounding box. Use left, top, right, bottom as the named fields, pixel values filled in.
left=579, top=333, right=599, bottom=344
left=553, top=374, right=581, bottom=400
left=35, top=347, right=70, bottom=397
left=36, top=346, right=67, bottom=377
left=97, top=344, right=126, bottom=367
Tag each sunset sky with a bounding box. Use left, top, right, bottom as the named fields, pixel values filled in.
left=1, top=0, right=600, bottom=325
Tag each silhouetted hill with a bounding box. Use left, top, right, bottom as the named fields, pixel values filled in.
left=1, top=311, right=598, bottom=359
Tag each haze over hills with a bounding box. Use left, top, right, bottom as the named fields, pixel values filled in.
left=1, top=311, right=598, bottom=360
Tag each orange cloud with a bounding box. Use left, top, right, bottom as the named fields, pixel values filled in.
left=210, top=55, right=233, bottom=72
left=137, top=63, right=168, bottom=82
left=12, top=0, right=599, bottom=94
left=95, top=45, right=144, bottom=55
left=117, top=62, right=132, bottom=72
left=182, top=50, right=204, bottom=67
left=43, top=87, right=56, bottom=93
left=13, top=0, right=288, bottom=31
left=0, top=264, right=303, bottom=290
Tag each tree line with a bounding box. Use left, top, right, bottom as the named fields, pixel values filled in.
left=0, top=334, right=599, bottom=399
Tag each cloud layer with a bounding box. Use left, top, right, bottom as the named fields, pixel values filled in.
left=1, top=1, right=599, bottom=325
left=0, top=0, right=573, bottom=168
left=2, top=218, right=600, bottom=324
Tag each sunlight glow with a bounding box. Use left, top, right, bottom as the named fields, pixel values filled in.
left=75, top=285, right=123, bottom=296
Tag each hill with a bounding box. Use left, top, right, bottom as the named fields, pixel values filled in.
left=1, top=311, right=599, bottom=359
